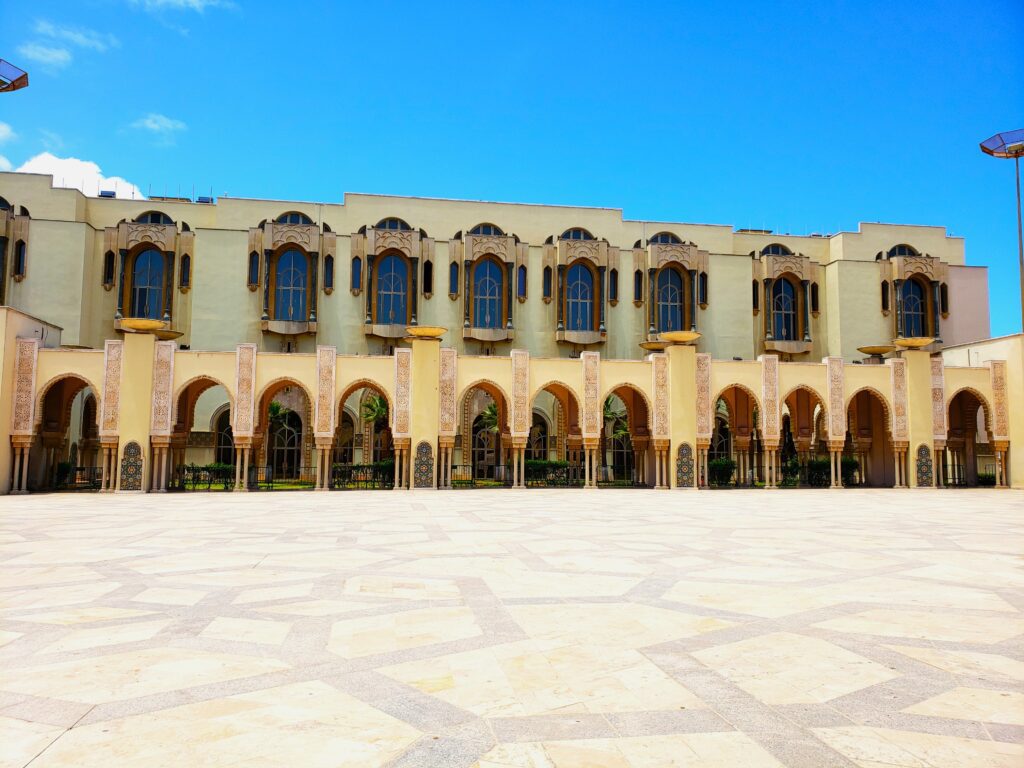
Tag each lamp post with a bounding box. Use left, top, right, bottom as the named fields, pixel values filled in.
left=980, top=129, right=1024, bottom=332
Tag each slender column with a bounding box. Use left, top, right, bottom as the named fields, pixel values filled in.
left=931, top=280, right=941, bottom=341
left=647, top=268, right=657, bottom=335
left=234, top=448, right=242, bottom=490
left=115, top=251, right=127, bottom=319
left=242, top=448, right=250, bottom=490
left=763, top=278, right=773, bottom=339
left=20, top=447, right=29, bottom=492
left=935, top=450, right=944, bottom=488
left=365, top=254, right=375, bottom=324
left=688, top=269, right=698, bottom=332
left=556, top=265, right=566, bottom=331
left=463, top=260, right=472, bottom=327
left=12, top=448, right=22, bottom=492
left=100, top=447, right=108, bottom=491
left=393, top=448, right=401, bottom=489
left=598, top=266, right=607, bottom=333
left=506, top=261, right=514, bottom=329
left=893, top=278, right=904, bottom=336
left=410, top=258, right=419, bottom=325
left=262, top=251, right=271, bottom=320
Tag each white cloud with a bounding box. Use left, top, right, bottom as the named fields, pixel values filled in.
left=134, top=0, right=231, bottom=11
left=15, top=153, right=144, bottom=200
left=40, top=129, right=64, bottom=151
left=0, top=122, right=14, bottom=144
left=132, top=113, right=187, bottom=135
left=34, top=20, right=120, bottom=52
left=17, top=43, right=72, bottom=69
left=0, top=156, right=12, bottom=172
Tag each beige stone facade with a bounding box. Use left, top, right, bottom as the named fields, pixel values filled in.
left=0, top=171, right=1018, bottom=492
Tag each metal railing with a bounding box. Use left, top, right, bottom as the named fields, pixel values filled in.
left=248, top=465, right=317, bottom=491
left=525, top=462, right=585, bottom=488
left=172, top=464, right=234, bottom=491
left=330, top=463, right=394, bottom=490
left=596, top=464, right=645, bottom=488
left=54, top=465, right=101, bottom=491
left=450, top=464, right=511, bottom=488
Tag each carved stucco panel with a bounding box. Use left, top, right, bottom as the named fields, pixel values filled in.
left=761, top=355, right=780, bottom=440
left=121, top=222, right=175, bottom=252
left=100, top=340, right=123, bottom=437
left=991, top=360, right=1008, bottom=440
left=269, top=222, right=317, bottom=251
left=314, top=345, right=337, bottom=438
left=393, top=347, right=412, bottom=437
left=10, top=338, right=39, bottom=435
left=652, top=353, right=669, bottom=439
left=469, top=235, right=510, bottom=262
left=582, top=352, right=600, bottom=438
left=233, top=343, right=257, bottom=436
left=890, top=358, right=909, bottom=441
left=696, top=353, right=712, bottom=439
left=371, top=229, right=415, bottom=259
left=149, top=341, right=175, bottom=436
left=768, top=254, right=809, bottom=280
left=825, top=357, right=846, bottom=441
left=931, top=356, right=946, bottom=441
left=511, top=349, right=530, bottom=436
left=438, top=347, right=457, bottom=436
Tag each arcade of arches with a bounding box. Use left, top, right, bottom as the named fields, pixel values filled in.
left=3, top=329, right=1016, bottom=494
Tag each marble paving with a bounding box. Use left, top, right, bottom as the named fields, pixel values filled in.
left=1, top=488, right=1022, bottom=767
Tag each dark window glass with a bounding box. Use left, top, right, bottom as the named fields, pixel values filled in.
left=131, top=249, right=164, bottom=319
left=888, top=244, right=918, bottom=258
left=810, top=282, right=819, bottom=313
left=561, top=228, right=594, bottom=241
left=772, top=279, right=797, bottom=340
left=274, top=250, right=307, bottom=322
left=699, top=272, right=708, bottom=305
left=634, top=270, right=643, bottom=302
left=103, top=252, right=115, bottom=285
left=473, top=258, right=503, bottom=329
left=657, top=268, right=685, bottom=332
left=542, top=266, right=552, bottom=299
left=135, top=211, right=173, bottom=225
left=13, top=241, right=26, bottom=277
left=761, top=243, right=792, bottom=256
left=940, top=283, right=949, bottom=314
left=650, top=232, right=682, bottom=244
left=376, top=254, right=409, bottom=324
left=449, top=262, right=459, bottom=295
left=609, top=268, right=618, bottom=302
left=423, top=261, right=433, bottom=295
left=276, top=212, right=312, bottom=225
left=517, top=265, right=527, bottom=298
left=0, top=197, right=10, bottom=211
left=752, top=280, right=759, bottom=310
left=881, top=281, right=889, bottom=311
left=901, top=279, right=927, bottom=337
left=469, top=223, right=503, bottom=236
left=566, top=262, right=594, bottom=331
left=248, top=252, right=259, bottom=286
left=324, top=255, right=334, bottom=290
left=180, top=255, right=191, bottom=287
left=376, top=218, right=411, bottom=231
left=351, top=256, right=362, bottom=291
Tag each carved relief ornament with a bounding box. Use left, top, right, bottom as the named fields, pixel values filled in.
left=10, top=338, right=39, bottom=436
left=233, top=343, right=257, bottom=437
left=393, top=347, right=412, bottom=437
left=149, top=341, right=175, bottom=436
left=438, top=347, right=458, bottom=436
left=760, top=354, right=780, bottom=440
left=581, top=351, right=601, bottom=438
left=100, top=340, right=123, bottom=438
left=889, top=357, right=909, bottom=441
left=652, top=353, right=669, bottom=439
left=931, top=356, right=946, bottom=442
left=511, top=349, right=530, bottom=436
left=648, top=242, right=709, bottom=273
left=695, top=353, right=712, bottom=439
left=314, top=345, right=337, bottom=438
left=366, top=227, right=420, bottom=259
left=825, top=357, right=846, bottom=441
left=990, top=360, right=1008, bottom=440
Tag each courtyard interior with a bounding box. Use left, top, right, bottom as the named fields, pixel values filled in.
left=1, top=488, right=1023, bottom=768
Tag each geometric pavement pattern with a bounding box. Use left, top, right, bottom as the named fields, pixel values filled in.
left=1, top=488, right=1022, bottom=768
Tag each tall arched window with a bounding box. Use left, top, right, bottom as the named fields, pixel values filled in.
left=772, top=278, right=798, bottom=340
left=130, top=249, right=165, bottom=319
left=901, top=278, right=927, bottom=337
left=323, top=255, right=335, bottom=292
left=375, top=253, right=409, bottom=325
left=566, top=261, right=595, bottom=331
left=273, top=250, right=308, bottom=322
left=215, top=410, right=234, bottom=465
left=449, top=262, right=459, bottom=296
left=179, top=254, right=191, bottom=289
left=271, top=410, right=302, bottom=478
left=351, top=256, right=362, bottom=292
left=656, top=266, right=686, bottom=332
left=542, top=266, right=552, bottom=300
left=472, top=257, right=504, bottom=329
left=517, top=265, right=527, bottom=300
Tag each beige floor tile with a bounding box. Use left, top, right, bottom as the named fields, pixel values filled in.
left=131, top=587, right=208, bottom=605
left=662, top=580, right=834, bottom=618
left=13, top=606, right=156, bottom=625
left=328, top=606, right=481, bottom=658
left=903, top=687, right=1024, bottom=726
left=43, top=619, right=172, bottom=653
left=201, top=617, right=292, bottom=645
left=232, top=583, right=313, bottom=604
left=694, top=632, right=897, bottom=705
left=884, top=645, right=1024, bottom=683
left=814, top=726, right=1024, bottom=768
left=813, top=609, right=1024, bottom=644
left=0, top=716, right=66, bottom=768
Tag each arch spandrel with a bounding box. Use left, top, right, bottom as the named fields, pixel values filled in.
left=777, top=363, right=828, bottom=410
left=172, top=351, right=237, bottom=407
left=945, top=386, right=995, bottom=436
left=33, top=349, right=106, bottom=427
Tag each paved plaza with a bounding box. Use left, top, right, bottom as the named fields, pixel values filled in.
left=0, top=489, right=1022, bottom=767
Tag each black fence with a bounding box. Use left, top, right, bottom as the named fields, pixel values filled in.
left=247, top=465, right=317, bottom=491
left=330, top=463, right=394, bottom=490
left=596, top=464, right=645, bottom=488
left=172, top=464, right=234, bottom=491
left=54, top=465, right=101, bottom=491
left=450, top=464, right=510, bottom=488
left=525, top=461, right=585, bottom=487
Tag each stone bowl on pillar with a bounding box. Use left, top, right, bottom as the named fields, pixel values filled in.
left=893, top=337, right=934, bottom=349
left=404, top=326, right=447, bottom=339
left=659, top=330, right=702, bottom=345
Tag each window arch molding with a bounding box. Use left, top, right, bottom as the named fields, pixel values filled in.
left=561, top=227, right=594, bottom=241
left=267, top=245, right=313, bottom=323
left=897, top=273, right=934, bottom=338
left=276, top=211, right=313, bottom=225
left=563, top=258, right=599, bottom=332
left=468, top=254, right=507, bottom=330
left=372, top=250, right=413, bottom=326
left=652, top=262, right=693, bottom=334
left=887, top=243, right=920, bottom=259
left=469, top=223, right=504, bottom=237
left=769, top=272, right=802, bottom=341
left=134, top=210, right=174, bottom=225
left=120, top=243, right=172, bottom=321
left=649, top=231, right=682, bottom=245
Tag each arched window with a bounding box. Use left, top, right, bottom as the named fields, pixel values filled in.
left=276, top=212, right=313, bottom=225
left=271, top=410, right=302, bottom=478
left=810, top=282, right=819, bottom=314
left=422, top=261, right=433, bottom=296
left=376, top=217, right=411, bottom=231
left=656, top=266, right=686, bottom=332
left=103, top=251, right=115, bottom=287
left=561, top=228, right=594, bottom=241
left=887, top=244, right=919, bottom=258
left=469, top=223, right=503, bottom=236
left=527, top=413, right=548, bottom=461
left=273, top=250, right=308, bottom=322
left=609, top=268, right=619, bottom=303
left=449, top=262, right=459, bottom=296
left=634, top=270, right=643, bottom=303
left=649, top=232, right=682, bottom=244
left=771, top=277, right=798, bottom=340
left=881, top=280, right=890, bottom=312
left=517, top=265, right=527, bottom=300
left=901, top=278, right=928, bottom=337
left=130, top=249, right=165, bottom=319
left=566, top=261, right=595, bottom=331
left=0, top=197, right=10, bottom=211
left=761, top=243, right=793, bottom=256
left=134, top=211, right=174, bottom=225
left=351, top=256, right=362, bottom=292
left=215, top=410, right=234, bottom=465
left=13, top=240, right=27, bottom=279
left=472, top=257, right=504, bottom=329
left=248, top=252, right=260, bottom=288
left=375, top=253, right=410, bottom=325
left=698, top=272, right=708, bottom=306
left=179, top=254, right=191, bottom=289
left=940, top=282, right=949, bottom=316
left=542, top=266, right=552, bottom=300
left=323, top=255, right=335, bottom=292
left=752, top=280, right=759, bottom=312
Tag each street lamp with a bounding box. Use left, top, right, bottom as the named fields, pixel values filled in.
left=980, top=129, right=1024, bottom=332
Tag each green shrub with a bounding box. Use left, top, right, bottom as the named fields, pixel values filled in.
left=977, top=473, right=996, bottom=487
left=780, top=457, right=801, bottom=487
left=841, top=456, right=859, bottom=486
left=806, top=458, right=831, bottom=487
left=708, top=457, right=736, bottom=486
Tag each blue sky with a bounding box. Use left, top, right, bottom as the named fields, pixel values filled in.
left=2, top=0, right=1022, bottom=335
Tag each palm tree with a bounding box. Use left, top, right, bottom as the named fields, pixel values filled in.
left=601, top=396, right=630, bottom=480
left=479, top=401, right=500, bottom=434
left=361, top=394, right=388, bottom=425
